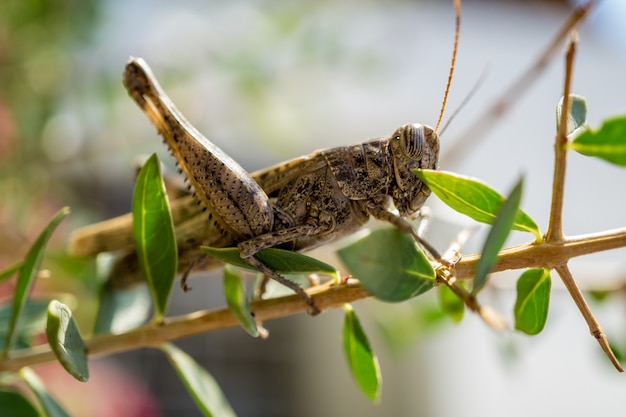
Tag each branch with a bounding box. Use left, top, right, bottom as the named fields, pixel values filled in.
left=443, top=1, right=594, bottom=166
left=0, top=283, right=369, bottom=373
left=554, top=264, right=623, bottom=372
left=3, top=226, right=626, bottom=373
left=545, top=34, right=577, bottom=242
left=454, top=227, right=626, bottom=279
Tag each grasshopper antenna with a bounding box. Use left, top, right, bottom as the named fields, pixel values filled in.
left=434, top=0, right=461, bottom=135
left=438, top=64, right=489, bottom=137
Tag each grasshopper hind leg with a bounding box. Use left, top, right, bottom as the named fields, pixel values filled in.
left=246, top=256, right=321, bottom=315
left=238, top=223, right=330, bottom=315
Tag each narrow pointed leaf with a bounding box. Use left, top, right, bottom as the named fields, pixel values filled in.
left=93, top=283, right=152, bottom=334
left=557, top=94, right=587, bottom=136
left=223, top=265, right=258, bottom=337
left=161, top=343, right=237, bottom=417
left=342, top=304, right=381, bottom=402
left=514, top=268, right=551, bottom=335
left=2, top=207, right=70, bottom=358
left=20, top=367, right=71, bottom=417
left=46, top=300, right=89, bottom=382
left=473, top=178, right=523, bottom=294
left=414, top=170, right=540, bottom=241
left=201, top=246, right=336, bottom=276
left=337, top=228, right=435, bottom=302
left=0, top=299, right=51, bottom=349
left=93, top=253, right=151, bottom=334
left=132, top=153, right=178, bottom=319
left=0, top=389, right=40, bottom=417
left=0, top=261, right=23, bottom=284
left=570, top=115, right=626, bottom=166
left=438, top=284, right=464, bottom=322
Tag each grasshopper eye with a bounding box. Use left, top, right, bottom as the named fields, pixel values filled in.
left=399, top=124, right=426, bottom=160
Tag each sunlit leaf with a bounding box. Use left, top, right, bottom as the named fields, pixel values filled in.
left=0, top=389, right=40, bottom=417
left=201, top=246, right=336, bottom=276
left=414, top=170, right=540, bottom=241
left=161, top=343, right=237, bottom=417
left=570, top=115, right=626, bottom=166
left=557, top=94, right=587, bottom=136
left=514, top=268, right=551, bottom=335
left=20, top=367, right=71, bottom=417
left=46, top=300, right=89, bottom=382
left=473, top=178, right=523, bottom=294
left=438, top=284, right=464, bottom=322
left=342, top=304, right=381, bottom=402
left=337, top=228, right=435, bottom=302
left=223, top=265, right=258, bottom=337
left=132, top=153, right=178, bottom=320
left=2, top=207, right=70, bottom=358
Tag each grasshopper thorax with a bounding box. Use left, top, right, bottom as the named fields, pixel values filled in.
left=389, top=123, right=439, bottom=217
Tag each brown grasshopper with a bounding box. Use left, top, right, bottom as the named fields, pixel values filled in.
left=70, top=2, right=461, bottom=315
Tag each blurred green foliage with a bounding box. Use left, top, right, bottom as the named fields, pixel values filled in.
left=0, top=0, right=102, bottom=326
left=0, top=0, right=99, bottom=153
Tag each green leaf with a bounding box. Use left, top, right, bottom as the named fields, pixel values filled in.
left=514, top=268, right=551, bottom=335
left=132, top=153, right=178, bottom=320
left=0, top=299, right=50, bottom=349
left=46, top=300, right=89, bottom=382
left=0, top=389, right=40, bottom=417
left=337, top=228, right=435, bottom=302
left=414, top=169, right=541, bottom=241
left=0, top=261, right=23, bottom=284
left=20, top=367, right=71, bottom=417
left=570, top=115, right=626, bottom=166
left=342, top=304, right=381, bottom=402
left=93, top=282, right=152, bottom=335
left=223, top=265, right=258, bottom=337
left=161, top=343, right=237, bottom=417
left=2, top=207, right=70, bottom=358
left=438, top=284, right=464, bottom=322
left=588, top=290, right=611, bottom=303
left=557, top=94, right=587, bottom=136
left=201, top=246, right=337, bottom=276
left=473, top=178, right=523, bottom=294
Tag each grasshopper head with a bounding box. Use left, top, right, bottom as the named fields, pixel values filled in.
left=390, top=123, right=439, bottom=217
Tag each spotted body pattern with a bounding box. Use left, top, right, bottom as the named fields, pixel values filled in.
left=122, top=57, right=440, bottom=313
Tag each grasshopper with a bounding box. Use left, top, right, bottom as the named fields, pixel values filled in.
left=70, top=2, right=461, bottom=315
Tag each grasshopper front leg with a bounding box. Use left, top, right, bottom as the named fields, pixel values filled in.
left=123, top=58, right=320, bottom=314
left=368, top=204, right=444, bottom=265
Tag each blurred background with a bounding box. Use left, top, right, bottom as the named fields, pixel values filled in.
left=1, top=0, right=626, bottom=416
